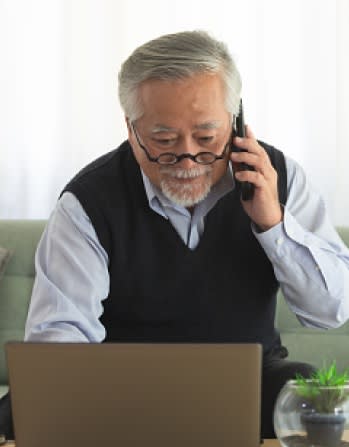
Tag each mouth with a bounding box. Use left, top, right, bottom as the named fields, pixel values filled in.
left=159, top=166, right=213, bottom=208
left=171, top=175, right=204, bottom=185
left=160, top=166, right=211, bottom=180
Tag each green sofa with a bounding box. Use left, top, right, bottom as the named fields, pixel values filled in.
left=0, top=220, right=349, bottom=398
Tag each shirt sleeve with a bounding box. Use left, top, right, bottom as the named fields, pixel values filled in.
left=24, top=192, right=109, bottom=342
left=254, top=156, right=349, bottom=329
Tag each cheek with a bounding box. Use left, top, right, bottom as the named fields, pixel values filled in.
left=211, top=159, right=229, bottom=184
left=132, top=147, right=162, bottom=187
left=145, top=164, right=161, bottom=186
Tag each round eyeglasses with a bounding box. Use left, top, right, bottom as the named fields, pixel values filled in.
left=131, top=123, right=230, bottom=165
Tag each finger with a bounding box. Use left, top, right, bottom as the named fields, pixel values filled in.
left=230, top=149, right=273, bottom=177
left=235, top=169, right=279, bottom=201
left=230, top=150, right=258, bottom=164
left=235, top=169, right=266, bottom=188
left=230, top=151, right=259, bottom=169
left=233, top=135, right=264, bottom=155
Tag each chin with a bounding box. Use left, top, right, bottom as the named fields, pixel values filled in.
left=160, top=179, right=212, bottom=208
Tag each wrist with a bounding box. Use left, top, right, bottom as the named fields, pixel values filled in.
left=254, top=208, right=284, bottom=233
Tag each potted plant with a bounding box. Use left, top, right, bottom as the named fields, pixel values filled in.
left=295, top=362, right=349, bottom=447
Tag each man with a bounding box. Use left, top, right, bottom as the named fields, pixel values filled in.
left=1, top=30, right=349, bottom=440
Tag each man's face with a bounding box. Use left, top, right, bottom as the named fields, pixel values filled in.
left=127, top=73, right=232, bottom=208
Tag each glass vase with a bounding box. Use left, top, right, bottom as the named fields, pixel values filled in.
left=274, top=380, right=349, bottom=447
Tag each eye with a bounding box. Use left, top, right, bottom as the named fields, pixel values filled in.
left=154, top=138, right=176, bottom=146
left=198, top=136, right=214, bottom=143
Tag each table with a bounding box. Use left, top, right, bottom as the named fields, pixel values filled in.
left=5, top=432, right=349, bottom=446
left=3, top=441, right=281, bottom=446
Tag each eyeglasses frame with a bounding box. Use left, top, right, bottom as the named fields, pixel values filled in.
left=131, top=122, right=232, bottom=165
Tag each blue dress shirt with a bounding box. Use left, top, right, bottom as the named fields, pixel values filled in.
left=24, top=156, right=349, bottom=342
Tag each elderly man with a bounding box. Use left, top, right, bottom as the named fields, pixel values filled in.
left=1, top=30, right=349, bottom=440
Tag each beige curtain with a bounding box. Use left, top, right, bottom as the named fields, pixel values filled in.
left=0, top=0, right=347, bottom=224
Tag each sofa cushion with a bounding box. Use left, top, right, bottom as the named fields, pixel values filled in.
left=276, top=293, right=349, bottom=371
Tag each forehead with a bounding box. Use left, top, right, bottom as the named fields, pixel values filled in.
left=137, top=73, right=228, bottom=125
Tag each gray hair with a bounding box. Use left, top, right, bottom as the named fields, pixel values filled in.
left=118, top=30, right=242, bottom=122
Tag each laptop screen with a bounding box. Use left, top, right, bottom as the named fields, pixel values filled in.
left=6, top=342, right=262, bottom=447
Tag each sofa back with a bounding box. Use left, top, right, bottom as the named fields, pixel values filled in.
left=0, top=220, right=46, bottom=385
left=0, top=221, right=349, bottom=386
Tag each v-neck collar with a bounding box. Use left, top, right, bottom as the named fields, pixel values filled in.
left=140, top=166, right=236, bottom=249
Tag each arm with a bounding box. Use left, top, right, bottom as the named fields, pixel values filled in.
left=231, top=128, right=349, bottom=329
left=25, top=192, right=109, bottom=342
left=254, top=157, right=349, bottom=328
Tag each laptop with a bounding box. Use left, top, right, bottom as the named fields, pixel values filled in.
left=6, top=342, right=262, bottom=447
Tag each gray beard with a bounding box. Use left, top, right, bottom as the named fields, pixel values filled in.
left=159, top=166, right=213, bottom=208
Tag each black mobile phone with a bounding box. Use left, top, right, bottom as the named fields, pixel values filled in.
left=232, top=99, right=255, bottom=201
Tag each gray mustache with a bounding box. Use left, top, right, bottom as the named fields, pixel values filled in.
left=160, top=167, right=211, bottom=179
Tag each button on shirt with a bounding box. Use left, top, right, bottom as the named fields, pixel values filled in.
left=24, top=156, right=349, bottom=343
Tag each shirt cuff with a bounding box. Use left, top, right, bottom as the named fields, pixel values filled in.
left=252, top=209, right=299, bottom=260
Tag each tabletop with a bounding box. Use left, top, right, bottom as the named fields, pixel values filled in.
left=2, top=441, right=281, bottom=447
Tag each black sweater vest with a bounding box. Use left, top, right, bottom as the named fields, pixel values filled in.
left=63, top=140, right=287, bottom=354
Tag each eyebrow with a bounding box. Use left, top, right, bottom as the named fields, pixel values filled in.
left=151, top=125, right=177, bottom=133
left=195, top=121, right=223, bottom=130
left=151, top=121, right=223, bottom=133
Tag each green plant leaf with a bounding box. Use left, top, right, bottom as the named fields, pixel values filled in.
left=294, top=361, right=349, bottom=413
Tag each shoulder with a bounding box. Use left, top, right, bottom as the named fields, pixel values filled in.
left=59, top=141, right=143, bottom=255
left=64, top=141, right=132, bottom=190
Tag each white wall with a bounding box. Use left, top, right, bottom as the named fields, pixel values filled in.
left=0, top=0, right=347, bottom=224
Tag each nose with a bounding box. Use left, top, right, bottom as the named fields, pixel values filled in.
left=175, top=137, right=199, bottom=169
left=176, top=154, right=197, bottom=170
